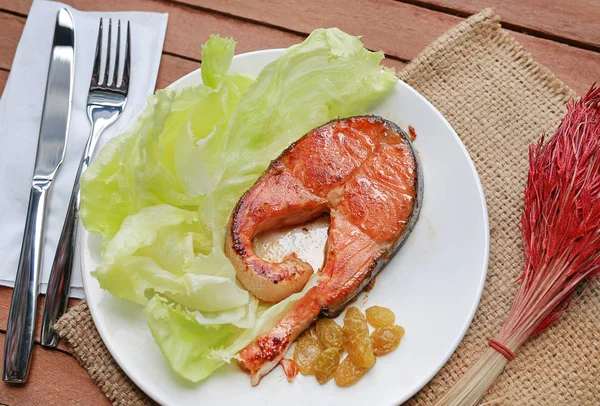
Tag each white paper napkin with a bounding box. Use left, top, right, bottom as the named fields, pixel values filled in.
left=0, top=0, right=168, bottom=298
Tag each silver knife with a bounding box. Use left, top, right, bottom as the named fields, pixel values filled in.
left=3, top=8, right=75, bottom=383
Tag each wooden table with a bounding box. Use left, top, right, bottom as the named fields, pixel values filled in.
left=0, top=0, right=598, bottom=404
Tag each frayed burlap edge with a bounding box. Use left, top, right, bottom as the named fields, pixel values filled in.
left=55, top=301, right=155, bottom=406
left=398, top=9, right=576, bottom=102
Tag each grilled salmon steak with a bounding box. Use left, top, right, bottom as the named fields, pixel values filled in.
left=225, top=115, right=423, bottom=385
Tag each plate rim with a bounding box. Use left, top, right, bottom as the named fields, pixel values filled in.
left=81, top=48, right=490, bottom=406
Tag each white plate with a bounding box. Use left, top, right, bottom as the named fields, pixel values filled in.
left=82, top=49, right=489, bottom=406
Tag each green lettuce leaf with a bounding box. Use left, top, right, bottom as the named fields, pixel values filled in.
left=81, top=29, right=397, bottom=382
left=92, top=204, right=249, bottom=312
left=145, top=277, right=317, bottom=382
left=80, top=35, right=253, bottom=241
left=144, top=294, right=239, bottom=382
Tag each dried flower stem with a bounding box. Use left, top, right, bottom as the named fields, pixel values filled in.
left=435, top=85, right=600, bottom=406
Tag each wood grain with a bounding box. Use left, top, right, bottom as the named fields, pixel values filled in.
left=3, top=0, right=598, bottom=51
left=0, top=0, right=28, bottom=13
left=410, top=0, right=600, bottom=50
left=156, top=54, right=199, bottom=89
left=0, top=12, right=23, bottom=71
left=0, top=11, right=199, bottom=93
left=2, top=0, right=304, bottom=63
left=0, top=52, right=196, bottom=99
left=0, top=334, right=110, bottom=405
left=0, top=1, right=597, bottom=93
left=0, top=287, right=77, bottom=353
left=0, top=0, right=414, bottom=73
left=0, top=69, right=8, bottom=95
left=180, top=0, right=599, bottom=94
left=0, top=6, right=404, bottom=91
left=0, top=10, right=200, bottom=89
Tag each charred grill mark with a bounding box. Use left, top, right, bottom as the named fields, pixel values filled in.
left=230, top=206, right=249, bottom=259
left=232, top=240, right=247, bottom=259
left=230, top=190, right=252, bottom=258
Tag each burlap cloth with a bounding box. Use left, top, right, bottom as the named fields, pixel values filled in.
left=55, top=8, right=600, bottom=406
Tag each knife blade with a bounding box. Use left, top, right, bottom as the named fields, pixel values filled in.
left=3, top=8, right=75, bottom=383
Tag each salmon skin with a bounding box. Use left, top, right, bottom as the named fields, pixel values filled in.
left=225, top=115, right=423, bottom=385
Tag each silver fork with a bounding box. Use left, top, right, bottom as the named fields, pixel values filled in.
left=40, top=19, right=131, bottom=347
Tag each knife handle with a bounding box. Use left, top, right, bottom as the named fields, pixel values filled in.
left=3, top=182, right=49, bottom=382
left=41, top=145, right=89, bottom=348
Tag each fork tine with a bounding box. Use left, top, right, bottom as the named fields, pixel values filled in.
left=103, top=19, right=112, bottom=86
left=121, top=21, right=131, bottom=92
left=91, top=19, right=103, bottom=86
left=112, top=21, right=121, bottom=87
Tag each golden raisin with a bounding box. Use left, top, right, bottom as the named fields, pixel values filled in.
left=371, top=325, right=405, bottom=355
left=365, top=306, right=395, bottom=327
left=312, top=347, right=341, bottom=384
left=315, top=318, right=343, bottom=350
left=300, top=329, right=312, bottom=338
left=342, top=307, right=375, bottom=368
left=293, top=334, right=321, bottom=375
left=333, top=356, right=372, bottom=387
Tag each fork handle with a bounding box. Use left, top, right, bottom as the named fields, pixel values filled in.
left=40, top=164, right=82, bottom=347
left=40, top=124, right=100, bottom=348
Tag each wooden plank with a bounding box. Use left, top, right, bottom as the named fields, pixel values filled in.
left=413, top=0, right=600, bottom=50
left=0, top=0, right=28, bottom=14
left=0, top=1, right=404, bottom=70
left=0, top=6, right=404, bottom=90
left=2, top=0, right=304, bottom=62
left=0, top=1, right=596, bottom=94
left=0, top=287, right=78, bottom=353
left=183, top=0, right=447, bottom=61
left=0, top=53, right=195, bottom=98
left=156, top=54, right=200, bottom=89
left=0, top=10, right=199, bottom=92
left=179, top=0, right=599, bottom=94
left=10, top=0, right=595, bottom=52
left=0, top=12, right=23, bottom=71
left=0, top=333, right=110, bottom=405
left=0, top=69, right=8, bottom=96
left=512, top=32, right=599, bottom=96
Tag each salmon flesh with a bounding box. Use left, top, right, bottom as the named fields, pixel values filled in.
left=225, top=115, right=423, bottom=385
